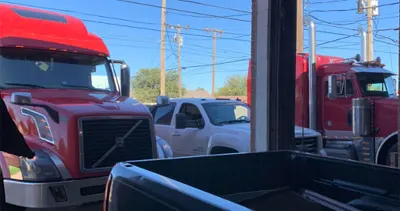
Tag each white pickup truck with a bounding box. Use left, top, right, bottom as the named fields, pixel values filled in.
left=151, top=97, right=324, bottom=157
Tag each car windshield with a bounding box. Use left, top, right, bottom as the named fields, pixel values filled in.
left=0, top=48, right=115, bottom=92
left=202, top=102, right=250, bottom=125
left=357, top=72, right=396, bottom=97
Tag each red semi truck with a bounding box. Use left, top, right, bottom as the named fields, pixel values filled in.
left=248, top=20, right=398, bottom=167
left=0, top=3, right=160, bottom=210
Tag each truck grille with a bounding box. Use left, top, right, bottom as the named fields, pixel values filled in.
left=295, top=137, right=318, bottom=153
left=79, top=117, right=154, bottom=170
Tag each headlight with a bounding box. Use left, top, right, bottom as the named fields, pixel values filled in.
left=21, top=108, right=54, bottom=144
left=156, top=137, right=173, bottom=158
left=5, top=149, right=62, bottom=182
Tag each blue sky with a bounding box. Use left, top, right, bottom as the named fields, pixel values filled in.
left=3, top=0, right=399, bottom=92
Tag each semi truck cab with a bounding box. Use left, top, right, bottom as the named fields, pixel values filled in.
left=248, top=19, right=399, bottom=167
left=0, top=3, right=158, bottom=210
left=322, top=59, right=397, bottom=165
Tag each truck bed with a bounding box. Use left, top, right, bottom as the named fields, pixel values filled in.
left=105, top=151, right=400, bottom=211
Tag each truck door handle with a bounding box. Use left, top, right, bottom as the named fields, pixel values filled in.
left=172, top=132, right=181, bottom=137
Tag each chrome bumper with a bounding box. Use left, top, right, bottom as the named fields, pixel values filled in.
left=4, top=176, right=108, bottom=208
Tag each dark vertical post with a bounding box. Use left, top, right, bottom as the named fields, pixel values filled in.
left=268, top=0, right=297, bottom=150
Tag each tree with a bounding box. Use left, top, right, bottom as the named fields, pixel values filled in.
left=215, top=75, right=247, bottom=96
left=131, top=68, right=186, bottom=102
left=196, top=87, right=206, bottom=91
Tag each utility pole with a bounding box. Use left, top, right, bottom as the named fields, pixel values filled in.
left=366, top=0, right=373, bottom=61
left=167, top=24, right=190, bottom=97
left=204, top=28, right=224, bottom=96
left=160, top=0, right=166, bottom=95
left=357, top=0, right=378, bottom=61
left=296, top=0, right=303, bottom=53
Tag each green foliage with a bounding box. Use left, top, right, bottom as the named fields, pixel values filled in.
left=215, top=75, right=247, bottom=96
left=131, top=68, right=186, bottom=102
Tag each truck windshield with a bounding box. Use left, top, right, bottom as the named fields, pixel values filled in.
left=357, top=73, right=396, bottom=97
left=202, top=102, right=250, bottom=125
left=0, top=48, right=115, bottom=92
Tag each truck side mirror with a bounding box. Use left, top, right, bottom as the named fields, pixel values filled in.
left=156, top=96, right=170, bottom=105
left=120, top=63, right=131, bottom=97
left=10, top=92, right=60, bottom=124
left=175, top=113, right=187, bottom=129
left=327, top=75, right=337, bottom=100
left=11, top=92, right=32, bottom=105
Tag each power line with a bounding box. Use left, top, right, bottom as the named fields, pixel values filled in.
left=117, top=0, right=251, bottom=22
left=304, top=34, right=358, bottom=49
left=167, top=11, right=249, bottom=19
left=306, top=0, right=352, bottom=4
left=1, top=1, right=250, bottom=37
left=182, top=69, right=247, bottom=76
left=0, top=1, right=160, bottom=25
left=174, top=0, right=251, bottom=14
left=168, top=58, right=249, bottom=70
left=316, top=46, right=398, bottom=55
left=82, top=19, right=250, bottom=42
left=308, top=1, right=399, bottom=13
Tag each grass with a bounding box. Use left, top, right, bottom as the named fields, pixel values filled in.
left=8, top=166, right=20, bottom=175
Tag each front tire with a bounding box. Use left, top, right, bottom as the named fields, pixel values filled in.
left=385, top=144, right=398, bottom=167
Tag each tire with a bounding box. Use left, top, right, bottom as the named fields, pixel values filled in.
left=0, top=173, right=25, bottom=211
left=385, top=143, right=398, bottom=167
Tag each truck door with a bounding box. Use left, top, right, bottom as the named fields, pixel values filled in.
left=171, top=103, right=207, bottom=157
left=323, top=76, right=355, bottom=137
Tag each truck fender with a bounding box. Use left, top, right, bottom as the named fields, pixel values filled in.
left=375, top=132, right=397, bottom=164
left=206, top=133, right=248, bottom=155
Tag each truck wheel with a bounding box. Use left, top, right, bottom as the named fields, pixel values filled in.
left=385, top=144, right=398, bottom=168
left=0, top=173, right=25, bottom=211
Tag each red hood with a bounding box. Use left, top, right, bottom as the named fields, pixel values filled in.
left=373, top=97, right=398, bottom=137
left=2, top=89, right=149, bottom=116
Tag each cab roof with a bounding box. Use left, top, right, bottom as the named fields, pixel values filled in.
left=0, top=3, right=109, bottom=56
left=319, top=62, right=395, bottom=76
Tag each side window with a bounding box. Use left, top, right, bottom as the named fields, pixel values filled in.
left=336, top=79, right=354, bottom=96
left=325, top=79, right=354, bottom=97
left=179, top=103, right=204, bottom=128
left=153, top=103, right=176, bottom=125
left=91, top=64, right=111, bottom=90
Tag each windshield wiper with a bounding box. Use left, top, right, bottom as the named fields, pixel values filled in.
left=218, top=119, right=250, bottom=124
left=61, top=84, right=112, bottom=92
left=61, top=84, right=93, bottom=90
left=5, top=82, right=46, bottom=88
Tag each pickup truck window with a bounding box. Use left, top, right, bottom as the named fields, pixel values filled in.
left=152, top=103, right=176, bottom=125
left=202, top=102, right=250, bottom=125
left=178, top=103, right=204, bottom=128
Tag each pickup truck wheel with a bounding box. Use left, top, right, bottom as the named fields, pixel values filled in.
left=385, top=144, right=398, bottom=168
left=0, top=173, right=25, bottom=211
